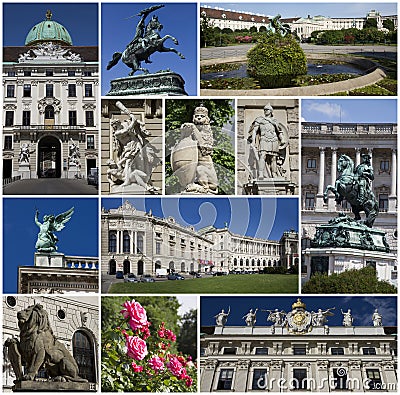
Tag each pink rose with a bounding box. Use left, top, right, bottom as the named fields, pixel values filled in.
left=126, top=335, right=148, bottom=361
left=185, top=377, right=193, bottom=387
left=167, top=356, right=185, bottom=378
left=121, top=300, right=148, bottom=331
left=148, top=356, right=165, bottom=372
left=131, top=362, right=143, bottom=372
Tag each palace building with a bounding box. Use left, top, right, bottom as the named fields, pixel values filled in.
left=3, top=10, right=98, bottom=184
left=101, top=200, right=298, bottom=276
left=200, top=298, right=397, bottom=392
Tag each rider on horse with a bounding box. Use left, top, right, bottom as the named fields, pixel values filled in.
left=353, top=153, right=374, bottom=205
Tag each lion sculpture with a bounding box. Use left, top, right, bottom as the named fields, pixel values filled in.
left=5, top=304, right=87, bottom=382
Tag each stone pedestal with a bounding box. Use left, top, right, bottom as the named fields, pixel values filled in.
left=34, top=252, right=65, bottom=267
left=109, top=183, right=159, bottom=195
left=107, top=71, right=187, bottom=96
left=13, top=381, right=96, bottom=392
left=244, top=178, right=295, bottom=195
left=18, top=163, right=31, bottom=179
left=67, top=165, right=80, bottom=179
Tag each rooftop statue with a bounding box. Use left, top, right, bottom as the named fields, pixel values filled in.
left=214, top=307, right=230, bottom=327
left=341, top=308, right=353, bottom=327
left=372, top=308, right=382, bottom=327
left=5, top=304, right=87, bottom=383
left=35, top=207, right=74, bottom=253
left=242, top=308, right=258, bottom=327
left=324, top=154, right=378, bottom=228
left=264, top=308, right=286, bottom=326
left=311, top=307, right=335, bottom=326
left=106, top=4, right=185, bottom=75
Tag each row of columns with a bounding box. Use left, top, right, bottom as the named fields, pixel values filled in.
left=114, top=230, right=144, bottom=255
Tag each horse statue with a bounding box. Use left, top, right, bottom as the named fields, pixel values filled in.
left=106, top=4, right=185, bottom=75
left=323, top=154, right=378, bottom=228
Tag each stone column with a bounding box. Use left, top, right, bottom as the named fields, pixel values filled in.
left=348, top=360, right=363, bottom=391
left=116, top=231, right=121, bottom=254
left=200, top=360, right=218, bottom=392
left=355, top=148, right=361, bottom=166
left=316, top=360, right=330, bottom=392
left=328, top=147, right=338, bottom=211
left=316, top=147, right=326, bottom=210
left=234, top=360, right=250, bottom=392
left=380, top=361, right=397, bottom=392
left=130, top=230, right=134, bottom=254
left=268, top=360, right=283, bottom=392
left=389, top=149, right=397, bottom=213
left=134, top=231, right=137, bottom=254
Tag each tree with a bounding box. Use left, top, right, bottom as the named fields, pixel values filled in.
left=177, top=309, right=197, bottom=361
left=259, top=26, right=267, bottom=32
left=165, top=100, right=235, bottom=194
left=302, top=267, right=397, bottom=294
left=382, top=19, right=395, bottom=31
left=200, top=12, right=215, bottom=47
left=365, top=18, right=378, bottom=29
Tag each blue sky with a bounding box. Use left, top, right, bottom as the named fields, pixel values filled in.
left=3, top=198, right=98, bottom=294
left=201, top=2, right=397, bottom=18
left=3, top=3, right=98, bottom=46
left=101, top=3, right=197, bottom=95
left=302, top=99, right=397, bottom=123
left=102, top=197, right=298, bottom=240
left=201, top=296, right=397, bottom=327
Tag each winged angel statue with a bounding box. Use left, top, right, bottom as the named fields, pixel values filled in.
left=34, top=208, right=74, bottom=253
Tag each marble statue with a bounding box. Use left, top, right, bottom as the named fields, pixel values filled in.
left=35, top=207, right=74, bottom=253
left=171, top=104, right=218, bottom=194
left=19, top=143, right=33, bottom=164
left=68, top=138, right=81, bottom=167
left=341, top=308, right=353, bottom=327
left=107, top=101, right=160, bottom=193
left=324, top=153, right=378, bottom=228
left=106, top=4, right=185, bottom=75
left=5, top=304, right=87, bottom=382
left=247, top=103, right=289, bottom=180
left=242, top=308, right=258, bottom=327
left=311, top=307, right=335, bottom=326
left=214, top=307, right=230, bottom=327
left=265, top=308, right=286, bottom=326
left=372, top=309, right=382, bottom=327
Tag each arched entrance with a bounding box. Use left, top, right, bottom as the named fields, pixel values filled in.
left=38, top=135, right=61, bottom=178
left=169, top=261, right=175, bottom=273
left=123, top=260, right=130, bottom=274
left=137, top=260, right=144, bottom=275
left=72, top=330, right=96, bottom=383
left=109, top=259, right=116, bottom=275
left=180, top=262, right=185, bottom=272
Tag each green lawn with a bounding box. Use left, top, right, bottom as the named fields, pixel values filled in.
left=108, top=274, right=298, bottom=294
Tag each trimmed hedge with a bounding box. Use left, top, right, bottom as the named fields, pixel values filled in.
left=247, top=33, right=307, bottom=88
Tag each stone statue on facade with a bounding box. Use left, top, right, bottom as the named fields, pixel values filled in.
left=264, top=308, right=286, bottom=326
left=372, top=309, right=382, bottom=327
left=19, top=143, right=33, bottom=164
left=107, top=101, right=160, bottom=193
left=311, top=307, right=335, bottom=326
left=242, top=308, right=258, bottom=327
left=341, top=308, right=353, bottom=327
left=247, top=103, right=289, bottom=180
left=35, top=207, right=74, bottom=253
left=106, top=4, right=185, bottom=76
left=214, top=307, right=230, bottom=327
left=324, top=154, right=378, bottom=228
left=5, top=304, right=87, bottom=383
left=68, top=138, right=81, bottom=167
left=171, top=104, right=218, bottom=194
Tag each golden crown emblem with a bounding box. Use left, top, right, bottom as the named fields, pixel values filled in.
left=292, top=298, right=306, bottom=310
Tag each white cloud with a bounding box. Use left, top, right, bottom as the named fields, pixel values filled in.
left=357, top=297, right=396, bottom=326
left=177, top=295, right=198, bottom=317
left=305, top=102, right=346, bottom=120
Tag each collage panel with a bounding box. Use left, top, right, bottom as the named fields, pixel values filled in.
left=236, top=99, right=299, bottom=195
left=200, top=295, right=397, bottom=392
left=100, top=99, right=163, bottom=195
left=3, top=3, right=99, bottom=194
left=300, top=99, right=397, bottom=294
left=3, top=198, right=99, bottom=294
left=101, top=295, right=197, bottom=392
left=101, top=2, right=198, bottom=96
left=200, top=2, right=397, bottom=97
left=165, top=99, right=235, bottom=195
left=3, top=295, right=99, bottom=391
left=101, top=197, right=299, bottom=294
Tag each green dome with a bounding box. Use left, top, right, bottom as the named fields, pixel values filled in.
left=25, top=10, right=72, bottom=46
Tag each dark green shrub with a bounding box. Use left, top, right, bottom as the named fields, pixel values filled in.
left=247, top=33, right=307, bottom=88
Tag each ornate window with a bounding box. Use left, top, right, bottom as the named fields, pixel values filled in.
left=366, top=369, right=381, bottom=390
left=5, top=111, right=14, bottom=127
left=46, top=84, right=53, bottom=97
left=87, top=135, right=95, bottom=149
left=252, top=369, right=267, bottom=390
left=123, top=231, right=130, bottom=253
left=293, top=368, right=307, bottom=390
left=69, top=111, right=77, bottom=126
left=22, top=111, right=31, bottom=126
left=68, top=70, right=76, bottom=76
left=255, top=347, right=268, bottom=355
left=85, top=84, right=93, bottom=97
left=217, top=369, right=234, bottom=390
left=137, top=233, right=144, bottom=253
left=108, top=231, right=117, bottom=253
left=4, top=135, right=13, bottom=150
left=379, top=159, right=390, bottom=173
left=45, top=105, right=54, bottom=119
left=68, top=84, right=76, bottom=97
left=86, top=111, right=94, bottom=127
left=379, top=194, right=388, bottom=211
left=6, top=85, right=15, bottom=97
left=306, top=158, right=317, bottom=172
left=333, top=368, right=348, bottom=390
left=362, top=347, right=376, bottom=355
left=331, top=347, right=344, bottom=355
left=46, top=69, right=53, bottom=76
left=305, top=192, right=315, bottom=209
left=23, top=84, right=31, bottom=97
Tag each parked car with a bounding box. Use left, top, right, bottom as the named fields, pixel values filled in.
left=167, top=273, right=185, bottom=280
left=115, top=271, right=124, bottom=279
left=189, top=271, right=202, bottom=278
left=140, top=274, right=155, bottom=283
left=124, top=273, right=138, bottom=283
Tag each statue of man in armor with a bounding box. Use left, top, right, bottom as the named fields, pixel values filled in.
left=354, top=153, right=374, bottom=205
left=248, top=103, right=288, bottom=179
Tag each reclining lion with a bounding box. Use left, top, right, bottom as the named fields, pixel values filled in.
left=5, top=304, right=87, bottom=382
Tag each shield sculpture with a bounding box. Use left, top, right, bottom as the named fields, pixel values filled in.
left=171, top=136, right=198, bottom=188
